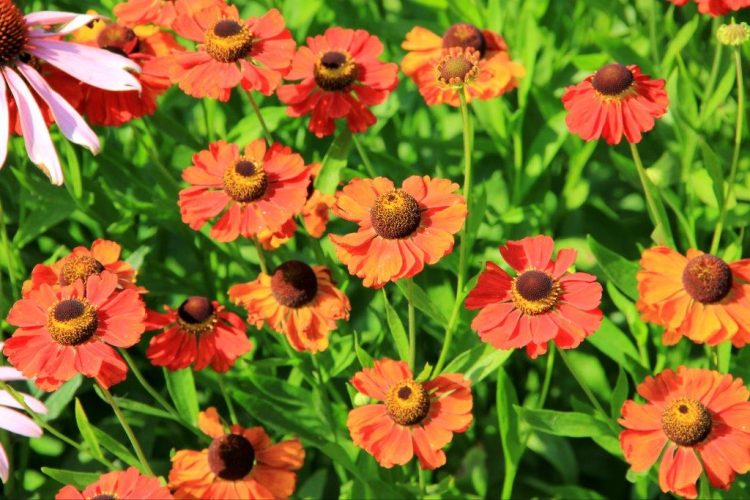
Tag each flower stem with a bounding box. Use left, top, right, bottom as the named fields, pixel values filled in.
left=310, top=354, right=338, bottom=444
left=253, top=238, right=269, bottom=275
left=0, top=195, right=19, bottom=295
left=98, top=383, right=155, bottom=476
left=629, top=142, right=674, bottom=248
left=558, top=348, right=606, bottom=416
left=120, top=349, right=176, bottom=415
left=434, top=92, right=473, bottom=375
left=710, top=46, right=744, bottom=255
left=218, top=376, right=238, bottom=424
left=406, top=278, right=417, bottom=372
left=417, top=466, right=426, bottom=498
left=244, top=89, right=274, bottom=144
left=352, top=134, right=377, bottom=177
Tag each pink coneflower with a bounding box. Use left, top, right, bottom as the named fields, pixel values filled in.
left=0, top=1, right=141, bottom=185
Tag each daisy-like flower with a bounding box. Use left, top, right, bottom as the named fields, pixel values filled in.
left=277, top=27, right=399, bottom=138
left=22, top=239, right=143, bottom=297
left=636, top=247, right=750, bottom=346
left=562, top=63, right=669, bottom=145
left=347, top=358, right=473, bottom=469
left=0, top=357, right=46, bottom=484
left=303, top=165, right=335, bottom=238
left=619, top=367, right=750, bottom=498
left=329, top=175, right=467, bottom=289
left=165, top=0, right=295, bottom=100
left=169, top=407, right=305, bottom=499
left=178, top=139, right=310, bottom=243
left=71, top=18, right=182, bottom=126
left=668, top=0, right=750, bottom=16
left=113, top=0, right=178, bottom=27
left=465, top=235, right=603, bottom=358
left=146, top=296, right=252, bottom=372
left=229, top=260, right=350, bottom=353
left=56, top=467, right=173, bottom=499
left=0, top=0, right=141, bottom=184
left=3, top=272, right=147, bottom=391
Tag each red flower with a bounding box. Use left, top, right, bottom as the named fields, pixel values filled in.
left=3, top=272, right=146, bottom=391
left=277, top=27, right=399, bottom=137
left=146, top=296, right=251, bottom=372
left=562, top=63, right=668, bottom=145
left=466, top=235, right=603, bottom=358
left=113, top=0, right=178, bottom=27
left=256, top=217, right=297, bottom=250
left=667, top=0, right=750, bottom=16
left=56, top=467, right=172, bottom=499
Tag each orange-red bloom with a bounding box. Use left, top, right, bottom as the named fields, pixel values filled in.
left=619, top=367, right=750, bottom=498
left=256, top=217, right=297, bottom=250
left=329, top=176, right=466, bottom=288
left=229, top=261, right=350, bottom=353
left=178, top=139, right=310, bottom=242
left=466, top=235, right=603, bottom=358
left=3, top=272, right=146, bottom=391
left=113, top=0, right=178, bottom=27
left=165, top=0, right=294, bottom=100
left=668, top=0, right=750, bottom=16
left=347, top=358, right=473, bottom=469
left=637, top=247, right=750, bottom=347
left=22, top=239, right=143, bottom=298
left=562, top=63, right=668, bottom=145
left=277, top=27, right=399, bottom=137
left=146, top=296, right=251, bottom=372
left=169, top=407, right=304, bottom=499
left=302, top=189, right=335, bottom=238
left=56, top=467, right=172, bottom=500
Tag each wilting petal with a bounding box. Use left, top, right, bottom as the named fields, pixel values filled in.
left=0, top=407, right=42, bottom=437
left=0, top=77, right=7, bottom=167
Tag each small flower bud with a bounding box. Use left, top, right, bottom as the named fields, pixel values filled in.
left=717, top=21, right=750, bottom=46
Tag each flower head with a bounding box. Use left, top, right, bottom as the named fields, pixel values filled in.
left=347, top=358, right=473, bottom=469
left=169, top=407, right=305, bottom=499
left=0, top=1, right=141, bottom=184
left=637, top=247, right=750, bottom=346
left=277, top=27, right=399, bottom=137
left=465, top=235, right=603, bottom=358
left=717, top=20, right=750, bottom=46
left=329, top=175, right=466, bottom=288
left=146, top=296, right=252, bottom=372
left=55, top=467, right=172, bottom=499
left=667, top=0, right=750, bottom=17
left=303, top=165, right=335, bottom=238
left=3, top=272, right=147, bottom=391
left=114, top=0, right=178, bottom=27
left=619, top=367, right=750, bottom=498
left=562, top=63, right=668, bottom=145
left=229, top=261, right=350, bottom=353
left=179, top=139, right=311, bottom=242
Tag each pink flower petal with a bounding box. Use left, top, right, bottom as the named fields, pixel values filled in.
left=27, top=13, right=102, bottom=37
left=0, top=367, right=25, bottom=382
left=29, top=39, right=141, bottom=92
left=0, top=390, right=47, bottom=415
left=0, top=406, right=42, bottom=438
left=17, top=63, right=99, bottom=154
left=24, top=11, right=82, bottom=26
left=0, top=77, right=7, bottom=168
left=2, top=68, right=63, bottom=185
left=0, top=444, right=7, bottom=483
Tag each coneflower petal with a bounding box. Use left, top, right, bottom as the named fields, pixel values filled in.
left=0, top=406, right=42, bottom=438
left=0, top=391, right=47, bottom=415
left=0, top=77, right=7, bottom=168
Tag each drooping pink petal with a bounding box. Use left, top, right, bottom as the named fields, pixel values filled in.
left=0, top=444, right=7, bottom=484
left=0, top=406, right=42, bottom=438
left=0, top=390, right=47, bottom=415
left=0, top=367, right=25, bottom=382
left=24, top=11, right=82, bottom=26
left=16, top=63, right=99, bottom=154
left=27, top=13, right=102, bottom=37
left=0, top=76, right=7, bottom=167
left=2, top=68, right=63, bottom=185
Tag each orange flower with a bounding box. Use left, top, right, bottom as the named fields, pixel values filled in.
left=347, top=358, right=473, bottom=469
left=164, top=0, right=295, bottom=100
left=562, top=63, right=668, bottom=145
left=256, top=217, right=297, bottom=250
left=229, top=261, right=350, bottom=353
left=3, top=272, right=146, bottom=391
left=466, top=235, right=603, bottom=358
left=619, top=367, right=750, bottom=498
left=22, top=239, right=143, bottom=298
left=668, top=0, right=750, bottom=16
left=56, top=467, right=172, bottom=499
left=169, top=407, right=304, bottom=499
left=637, top=247, right=750, bottom=346
left=329, top=175, right=466, bottom=288
left=146, top=296, right=251, bottom=372
left=303, top=190, right=335, bottom=238
left=113, top=0, right=178, bottom=27
left=277, top=27, right=399, bottom=137
left=178, top=140, right=310, bottom=242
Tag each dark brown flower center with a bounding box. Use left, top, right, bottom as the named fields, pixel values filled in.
left=515, top=270, right=553, bottom=301
left=47, top=298, right=98, bottom=346
left=661, top=398, right=712, bottom=447
left=314, top=50, right=358, bottom=91
left=591, top=63, right=634, bottom=96
left=205, top=19, right=253, bottom=63
left=682, top=254, right=733, bottom=304
left=207, top=433, right=255, bottom=481
left=442, top=23, right=486, bottom=56
left=0, top=0, right=28, bottom=67
left=223, top=158, right=268, bottom=203
left=370, top=190, right=422, bottom=239
left=96, top=24, right=139, bottom=56
left=176, top=296, right=217, bottom=335
left=385, top=379, right=431, bottom=426
left=271, top=260, right=318, bottom=308
left=59, top=255, right=105, bottom=286
left=91, top=495, right=116, bottom=500
left=510, top=270, right=561, bottom=315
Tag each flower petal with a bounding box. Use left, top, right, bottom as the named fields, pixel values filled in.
left=0, top=406, right=42, bottom=437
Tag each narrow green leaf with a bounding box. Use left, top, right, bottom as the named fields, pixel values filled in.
left=515, top=406, right=613, bottom=438
left=91, top=427, right=141, bottom=469
left=74, top=399, right=103, bottom=459
left=589, top=318, right=649, bottom=381
left=587, top=235, right=639, bottom=300
left=43, top=375, right=82, bottom=421
left=315, top=129, right=352, bottom=194
left=41, top=468, right=100, bottom=489
left=353, top=331, right=373, bottom=369
left=497, top=368, right=522, bottom=494
left=164, top=368, right=199, bottom=426
left=395, top=280, right=447, bottom=324
left=382, top=290, right=410, bottom=362
left=611, top=367, right=629, bottom=420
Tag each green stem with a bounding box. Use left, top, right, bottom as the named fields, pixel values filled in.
left=710, top=46, right=743, bottom=255
left=417, top=466, right=426, bottom=498
left=120, top=349, right=177, bottom=415
left=310, top=355, right=338, bottom=444
left=700, top=23, right=723, bottom=123
left=406, top=279, right=417, bottom=372
left=203, top=99, right=216, bottom=142
left=253, top=238, right=269, bottom=275
left=649, top=0, right=661, bottom=69
left=218, top=376, right=238, bottom=424
left=629, top=142, right=674, bottom=248
left=434, top=92, right=473, bottom=375
left=558, top=348, right=606, bottom=416
left=244, top=90, right=273, bottom=144
left=352, top=134, right=377, bottom=177
left=98, top=383, right=155, bottom=476
left=0, top=195, right=18, bottom=295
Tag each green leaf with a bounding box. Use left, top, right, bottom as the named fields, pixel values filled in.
left=515, top=406, right=614, bottom=438
left=41, top=468, right=100, bottom=489
left=497, top=368, right=522, bottom=489
left=395, top=280, right=447, bottom=324
left=611, top=366, right=630, bottom=420
left=353, top=331, right=373, bottom=368
left=164, top=368, right=199, bottom=426
left=92, top=427, right=141, bottom=469
left=43, top=375, right=82, bottom=421
left=662, top=16, right=699, bottom=73
left=315, top=129, right=352, bottom=194
left=382, top=290, right=410, bottom=363
left=587, top=235, right=639, bottom=300
left=74, top=399, right=103, bottom=460
left=589, top=318, right=649, bottom=381
left=464, top=346, right=513, bottom=383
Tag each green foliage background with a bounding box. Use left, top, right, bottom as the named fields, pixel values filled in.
left=1, top=0, right=750, bottom=498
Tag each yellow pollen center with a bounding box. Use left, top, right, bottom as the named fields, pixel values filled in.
left=0, top=0, right=28, bottom=66
left=385, top=379, right=431, bottom=426
left=204, top=19, right=253, bottom=63
left=436, top=49, right=480, bottom=86
left=510, top=270, right=561, bottom=315
left=661, top=398, right=713, bottom=447
left=47, top=298, right=98, bottom=346
left=370, top=189, right=422, bottom=239
left=59, top=255, right=105, bottom=286
left=223, top=157, right=268, bottom=203
left=314, top=51, right=358, bottom=91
